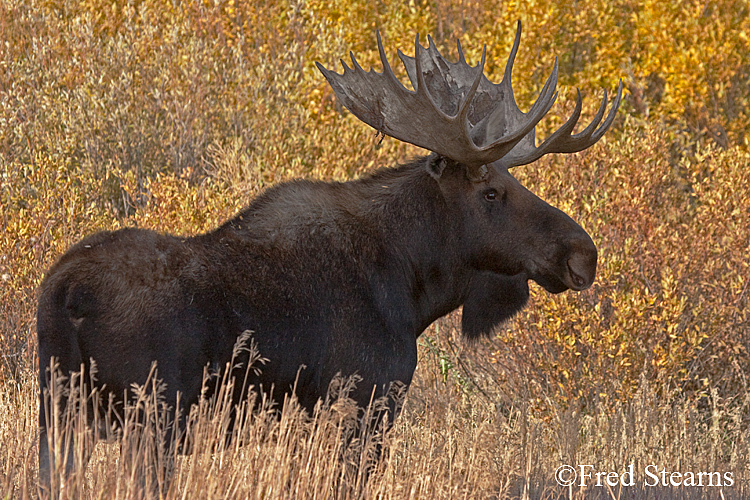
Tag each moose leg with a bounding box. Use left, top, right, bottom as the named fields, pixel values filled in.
left=115, top=390, right=182, bottom=498
left=340, top=379, right=408, bottom=490
left=38, top=354, right=102, bottom=496
left=38, top=426, right=76, bottom=496
left=38, top=392, right=95, bottom=497
left=38, top=355, right=83, bottom=495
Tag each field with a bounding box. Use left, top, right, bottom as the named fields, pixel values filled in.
left=1, top=0, right=749, bottom=498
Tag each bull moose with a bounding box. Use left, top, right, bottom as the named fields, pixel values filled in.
left=37, top=22, right=622, bottom=492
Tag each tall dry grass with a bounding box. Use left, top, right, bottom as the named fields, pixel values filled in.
left=3, top=318, right=749, bottom=499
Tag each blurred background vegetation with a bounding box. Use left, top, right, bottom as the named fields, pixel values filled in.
left=1, top=0, right=749, bottom=463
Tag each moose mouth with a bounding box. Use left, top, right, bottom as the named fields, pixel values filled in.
left=528, top=271, right=569, bottom=294
left=525, top=258, right=594, bottom=294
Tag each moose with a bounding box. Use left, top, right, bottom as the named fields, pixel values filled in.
left=37, top=22, right=622, bottom=492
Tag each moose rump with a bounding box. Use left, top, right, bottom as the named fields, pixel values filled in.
left=37, top=21, right=622, bottom=495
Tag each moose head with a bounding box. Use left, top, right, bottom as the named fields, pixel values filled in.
left=317, top=23, right=622, bottom=319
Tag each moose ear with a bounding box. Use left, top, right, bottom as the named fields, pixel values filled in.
left=461, top=272, right=530, bottom=341
left=425, top=154, right=449, bottom=180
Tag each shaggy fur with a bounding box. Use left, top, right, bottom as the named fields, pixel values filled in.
left=37, top=155, right=596, bottom=489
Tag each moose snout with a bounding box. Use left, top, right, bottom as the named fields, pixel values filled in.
left=565, top=239, right=597, bottom=290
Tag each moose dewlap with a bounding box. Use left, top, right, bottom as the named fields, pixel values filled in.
left=37, top=22, right=621, bottom=493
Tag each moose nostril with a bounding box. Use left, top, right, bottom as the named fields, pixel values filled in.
left=567, top=254, right=594, bottom=289
left=569, top=265, right=586, bottom=288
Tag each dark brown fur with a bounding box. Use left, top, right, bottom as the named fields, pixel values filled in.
left=37, top=155, right=597, bottom=489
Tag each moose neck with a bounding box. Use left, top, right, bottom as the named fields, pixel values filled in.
left=356, top=158, right=474, bottom=337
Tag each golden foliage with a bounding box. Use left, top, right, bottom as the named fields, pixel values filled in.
left=3, top=0, right=748, bottom=180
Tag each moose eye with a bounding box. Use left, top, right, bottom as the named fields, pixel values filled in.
left=484, top=189, right=499, bottom=202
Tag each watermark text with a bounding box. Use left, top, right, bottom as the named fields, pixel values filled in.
left=555, top=464, right=734, bottom=488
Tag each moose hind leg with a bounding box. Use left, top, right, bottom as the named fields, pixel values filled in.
left=38, top=425, right=76, bottom=496
left=38, top=416, right=95, bottom=496
left=37, top=362, right=99, bottom=496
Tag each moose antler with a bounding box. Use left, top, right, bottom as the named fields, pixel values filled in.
left=316, top=22, right=623, bottom=169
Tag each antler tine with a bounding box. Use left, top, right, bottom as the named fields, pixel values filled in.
left=456, top=39, right=467, bottom=64
left=413, top=34, right=435, bottom=105
left=458, top=45, right=488, bottom=139
left=503, top=79, right=624, bottom=167
left=375, top=30, right=407, bottom=94
left=590, top=79, right=624, bottom=142
left=315, top=24, right=622, bottom=169
left=504, top=20, right=522, bottom=84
